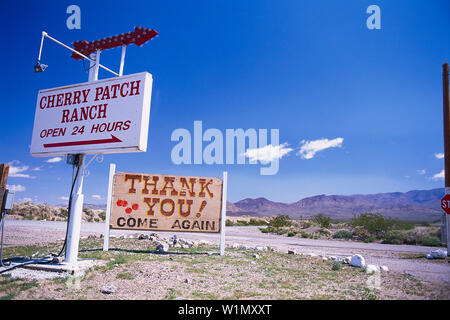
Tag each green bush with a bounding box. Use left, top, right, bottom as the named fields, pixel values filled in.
left=382, top=230, right=404, bottom=244
left=332, top=261, right=341, bottom=271
left=268, top=215, right=292, bottom=228
left=364, top=237, right=375, bottom=243
left=421, top=236, right=441, bottom=247
left=248, top=218, right=268, bottom=226
left=350, top=213, right=396, bottom=238
left=332, top=230, right=353, bottom=239
left=313, top=214, right=331, bottom=228
left=301, top=232, right=312, bottom=239
left=259, top=227, right=269, bottom=233
left=287, top=231, right=298, bottom=237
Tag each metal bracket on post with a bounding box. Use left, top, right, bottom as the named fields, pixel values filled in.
left=103, top=163, right=116, bottom=251
left=219, top=171, right=228, bottom=256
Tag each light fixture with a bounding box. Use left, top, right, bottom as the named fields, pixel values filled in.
left=34, top=61, right=48, bottom=73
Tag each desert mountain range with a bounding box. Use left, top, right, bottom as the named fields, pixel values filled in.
left=226, top=188, right=446, bottom=223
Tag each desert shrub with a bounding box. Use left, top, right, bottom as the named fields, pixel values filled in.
left=382, top=230, right=405, bottom=244
left=332, top=261, right=341, bottom=271
left=248, top=218, right=268, bottom=226
left=350, top=213, right=397, bottom=238
left=421, top=236, right=441, bottom=247
left=269, top=215, right=292, bottom=228
left=301, top=232, right=312, bottom=239
left=313, top=214, right=331, bottom=228
left=259, top=227, right=269, bottom=233
left=226, top=219, right=234, bottom=226
left=352, top=226, right=370, bottom=240
left=319, top=228, right=332, bottom=236
left=301, top=221, right=313, bottom=229
left=98, top=211, right=106, bottom=221
left=287, top=231, right=298, bottom=237
left=333, top=230, right=353, bottom=239
left=364, top=237, right=375, bottom=243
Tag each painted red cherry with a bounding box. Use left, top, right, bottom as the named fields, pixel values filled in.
left=116, top=200, right=123, bottom=206
left=125, top=207, right=132, bottom=214
left=122, top=200, right=128, bottom=207
left=132, top=203, right=139, bottom=210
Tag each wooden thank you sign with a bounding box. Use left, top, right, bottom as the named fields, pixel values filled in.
left=110, top=172, right=223, bottom=233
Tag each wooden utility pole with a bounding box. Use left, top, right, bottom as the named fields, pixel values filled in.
left=0, top=164, right=9, bottom=211
left=443, top=62, right=450, bottom=255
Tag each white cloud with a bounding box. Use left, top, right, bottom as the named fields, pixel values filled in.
left=32, top=167, right=42, bottom=171
left=432, top=170, right=445, bottom=180
left=8, top=162, right=34, bottom=178
left=297, top=137, right=344, bottom=160
left=417, top=169, right=426, bottom=175
left=7, top=184, right=26, bottom=192
left=435, top=153, right=444, bottom=159
left=21, top=197, right=33, bottom=202
left=244, top=143, right=293, bottom=163
left=91, top=194, right=102, bottom=200
left=46, top=157, right=63, bottom=163
left=59, top=196, right=69, bottom=201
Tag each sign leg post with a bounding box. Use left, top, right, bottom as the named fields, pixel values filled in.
left=65, top=154, right=85, bottom=265
left=443, top=63, right=450, bottom=256
left=220, top=171, right=228, bottom=256
left=103, top=163, right=116, bottom=251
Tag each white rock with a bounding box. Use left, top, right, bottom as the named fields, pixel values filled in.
left=329, top=256, right=337, bottom=261
left=380, top=266, right=389, bottom=272
left=426, top=253, right=434, bottom=259
left=308, top=253, right=318, bottom=257
left=255, top=246, right=268, bottom=252
left=239, top=244, right=250, bottom=250
left=252, top=253, right=260, bottom=259
left=101, top=284, right=117, bottom=294
left=430, top=249, right=447, bottom=259
left=155, top=241, right=169, bottom=253
left=322, top=257, right=328, bottom=261
left=350, top=254, right=366, bottom=268
left=365, top=264, right=379, bottom=274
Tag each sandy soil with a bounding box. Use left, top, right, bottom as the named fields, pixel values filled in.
left=2, top=218, right=450, bottom=287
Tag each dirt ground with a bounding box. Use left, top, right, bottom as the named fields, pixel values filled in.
left=1, top=219, right=449, bottom=300
left=1, top=236, right=449, bottom=300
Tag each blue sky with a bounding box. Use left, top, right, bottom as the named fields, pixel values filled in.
left=0, top=0, right=449, bottom=204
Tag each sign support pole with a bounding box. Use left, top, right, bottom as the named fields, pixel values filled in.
left=103, top=163, right=116, bottom=251
left=443, top=62, right=450, bottom=256
left=219, top=171, right=228, bottom=256
left=65, top=155, right=85, bottom=265
left=65, top=53, right=100, bottom=266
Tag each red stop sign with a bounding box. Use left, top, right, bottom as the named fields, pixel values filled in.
left=441, top=194, right=450, bottom=214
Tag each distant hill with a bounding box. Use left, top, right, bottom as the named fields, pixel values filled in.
left=227, top=188, right=446, bottom=222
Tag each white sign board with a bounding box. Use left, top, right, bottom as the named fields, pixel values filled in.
left=30, top=72, right=152, bottom=157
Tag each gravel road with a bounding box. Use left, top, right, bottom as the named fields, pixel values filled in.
left=3, top=218, right=450, bottom=286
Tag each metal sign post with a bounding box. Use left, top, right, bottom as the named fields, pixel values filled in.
left=220, top=171, right=228, bottom=256
left=443, top=62, right=450, bottom=256
left=103, top=163, right=116, bottom=251
left=65, top=54, right=99, bottom=265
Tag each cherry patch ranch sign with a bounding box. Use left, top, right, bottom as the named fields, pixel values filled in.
left=30, top=72, right=152, bottom=157
left=110, top=172, right=223, bottom=232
